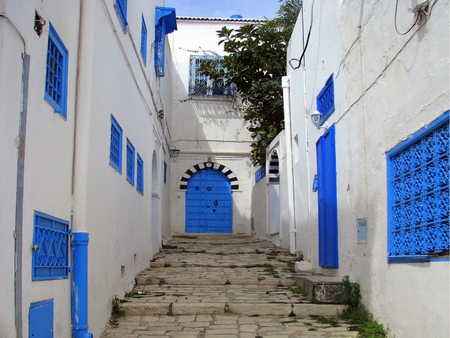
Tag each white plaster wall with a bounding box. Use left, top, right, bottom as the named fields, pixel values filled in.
left=168, top=18, right=255, bottom=234
left=286, top=1, right=449, bottom=337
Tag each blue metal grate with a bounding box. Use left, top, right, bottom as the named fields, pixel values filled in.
left=255, top=166, right=266, bottom=184
left=154, top=18, right=165, bottom=77
left=141, top=15, right=147, bottom=65
left=136, top=154, right=144, bottom=195
left=110, top=115, right=122, bottom=173
left=32, top=212, right=70, bottom=280
left=115, top=0, right=127, bottom=31
left=188, top=55, right=234, bottom=97
left=316, top=74, right=335, bottom=125
left=126, top=138, right=135, bottom=185
left=387, top=112, right=449, bottom=262
left=45, top=23, right=68, bottom=118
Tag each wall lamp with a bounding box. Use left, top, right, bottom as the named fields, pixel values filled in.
left=310, top=110, right=328, bottom=130
left=169, top=146, right=180, bottom=159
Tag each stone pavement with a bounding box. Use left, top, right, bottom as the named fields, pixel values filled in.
left=100, top=234, right=358, bottom=338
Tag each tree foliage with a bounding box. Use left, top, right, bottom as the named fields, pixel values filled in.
left=199, top=0, right=302, bottom=166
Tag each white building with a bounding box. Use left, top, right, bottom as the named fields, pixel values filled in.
left=279, top=0, right=449, bottom=337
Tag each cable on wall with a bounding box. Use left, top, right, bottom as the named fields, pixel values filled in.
left=289, top=0, right=315, bottom=70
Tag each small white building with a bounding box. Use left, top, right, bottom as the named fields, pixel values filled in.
left=279, top=1, right=449, bottom=337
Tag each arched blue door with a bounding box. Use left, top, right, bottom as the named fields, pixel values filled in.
left=185, top=168, right=232, bottom=233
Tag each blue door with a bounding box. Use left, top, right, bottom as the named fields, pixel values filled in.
left=316, top=124, right=339, bottom=268
left=29, top=300, right=53, bottom=338
left=186, top=168, right=232, bottom=233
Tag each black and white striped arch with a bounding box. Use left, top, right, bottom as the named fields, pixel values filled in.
left=180, top=162, right=239, bottom=190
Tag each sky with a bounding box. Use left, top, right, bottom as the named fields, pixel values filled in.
left=164, top=0, right=281, bottom=19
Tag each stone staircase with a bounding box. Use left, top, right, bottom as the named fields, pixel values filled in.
left=100, top=235, right=356, bottom=337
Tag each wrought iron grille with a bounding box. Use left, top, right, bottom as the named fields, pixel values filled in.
left=387, top=113, right=449, bottom=262
left=188, top=55, right=234, bottom=97
left=155, top=19, right=165, bottom=77
left=32, top=212, right=70, bottom=280
left=316, top=74, right=335, bottom=125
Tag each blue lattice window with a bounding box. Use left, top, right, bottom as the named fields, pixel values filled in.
left=115, top=0, right=127, bottom=32
left=387, top=111, right=449, bottom=263
left=32, top=212, right=70, bottom=280
left=110, top=115, right=122, bottom=173
left=137, top=154, right=144, bottom=195
left=141, top=15, right=148, bottom=65
left=255, top=166, right=266, bottom=184
left=189, top=55, right=234, bottom=97
left=316, top=74, right=335, bottom=126
left=45, top=23, right=68, bottom=119
left=126, top=138, right=135, bottom=185
left=154, top=17, right=166, bottom=77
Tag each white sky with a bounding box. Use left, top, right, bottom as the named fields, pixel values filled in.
left=164, top=0, right=281, bottom=19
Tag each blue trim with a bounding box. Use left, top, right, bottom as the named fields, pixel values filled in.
left=32, top=211, right=70, bottom=280
left=72, top=232, right=93, bottom=338
left=164, top=161, right=167, bottom=184
left=387, top=111, right=449, bottom=263
left=136, top=154, right=144, bottom=195
left=316, top=74, right=335, bottom=125
left=255, top=166, right=266, bottom=184
left=115, top=0, right=127, bottom=32
left=126, top=138, right=135, bottom=185
left=45, top=23, right=69, bottom=119
left=29, top=299, right=54, bottom=337
left=155, top=6, right=177, bottom=34
left=141, top=15, right=148, bottom=65
left=109, top=115, right=123, bottom=173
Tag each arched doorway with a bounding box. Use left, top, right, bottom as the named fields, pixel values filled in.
left=151, top=151, right=159, bottom=255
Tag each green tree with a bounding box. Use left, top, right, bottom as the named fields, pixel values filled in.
left=200, top=0, right=302, bottom=166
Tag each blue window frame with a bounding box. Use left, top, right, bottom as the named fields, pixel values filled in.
left=141, top=15, right=148, bottom=65
left=255, top=166, right=266, bottom=184
left=126, top=138, right=135, bottom=185
left=164, top=161, right=167, bottom=184
left=110, top=115, right=123, bottom=173
left=189, top=55, right=234, bottom=97
left=136, top=154, right=144, bottom=195
left=316, top=74, right=335, bottom=126
left=155, top=7, right=177, bottom=77
left=45, top=23, right=69, bottom=119
left=387, top=111, right=449, bottom=263
left=32, top=212, right=70, bottom=280
left=115, top=0, right=127, bottom=32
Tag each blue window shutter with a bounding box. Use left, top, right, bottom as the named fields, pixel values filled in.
left=136, top=154, right=144, bottom=195
left=32, top=212, right=70, bottom=280
left=164, top=161, right=167, bottom=184
left=109, top=115, right=123, bottom=173
left=115, top=0, right=127, bottom=31
left=126, top=138, right=135, bottom=185
left=316, top=74, right=335, bottom=126
left=154, top=7, right=177, bottom=77
left=45, top=23, right=69, bottom=119
left=141, top=16, right=148, bottom=65
left=387, top=111, right=449, bottom=263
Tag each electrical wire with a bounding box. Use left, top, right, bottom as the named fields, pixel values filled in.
left=289, top=0, right=315, bottom=69
left=394, top=0, right=420, bottom=35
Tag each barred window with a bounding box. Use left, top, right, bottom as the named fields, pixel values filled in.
left=126, top=138, right=135, bottom=185
left=141, top=15, right=148, bottom=65
left=137, top=154, right=144, bottom=195
left=110, top=115, right=123, bottom=173
left=154, top=18, right=165, bottom=77
left=188, top=55, right=234, bottom=97
left=387, top=112, right=449, bottom=263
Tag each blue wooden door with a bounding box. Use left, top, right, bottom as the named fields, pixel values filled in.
left=186, top=168, right=232, bottom=233
left=29, top=300, right=53, bottom=337
left=316, top=124, right=339, bottom=268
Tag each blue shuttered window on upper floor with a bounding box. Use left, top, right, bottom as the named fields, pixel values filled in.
left=32, top=212, right=70, bottom=280
left=110, top=115, right=123, bottom=173
left=126, top=138, right=135, bottom=185
left=141, top=15, right=148, bottom=65
left=316, top=74, right=335, bottom=126
left=387, top=111, right=449, bottom=263
left=155, top=7, right=177, bottom=77
left=45, top=23, right=69, bottom=119
left=115, top=0, right=127, bottom=32
left=188, top=55, right=234, bottom=97
left=137, top=154, right=144, bottom=195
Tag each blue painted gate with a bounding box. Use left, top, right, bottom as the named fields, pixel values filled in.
left=316, top=124, right=339, bottom=268
left=185, top=168, right=232, bottom=233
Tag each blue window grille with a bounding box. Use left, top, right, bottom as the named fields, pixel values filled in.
left=32, top=212, right=70, bottom=280
left=141, top=15, right=148, bottom=65
left=126, top=138, right=135, bottom=185
left=154, top=17, right=166, bottom=77
left=189, top=55, right=234, bottom=97
left=115, top=0, right=127, bottom=32
left=45, top=23, right=69, bottom=119
left=136, top=154, right=144, bottom=195
left=110, top=115, right=123, bottom=173
left=164, top=161, right=167, bottom=184
left=255, top=166, right=266, bottom=184
left=387, top=111, right=449, bottom=263
left=316, top=74, right=335, bottom=126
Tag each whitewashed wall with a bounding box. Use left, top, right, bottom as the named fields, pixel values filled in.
left=168, top=18, right=256, bottom=234
left=286, top=1, right=449, bottom=337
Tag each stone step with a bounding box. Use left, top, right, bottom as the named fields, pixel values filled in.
left=294, top=275, right=344, bottom=303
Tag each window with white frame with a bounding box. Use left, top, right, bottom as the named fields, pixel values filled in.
left=387, top=111, right=449, bottom=263
left=110, top=115, right=123, bottom=173
left=45, top=23, right=69, bottom=119
left=188, top=55, right=234, bottom=97
left=126, top=138, right=135, bottom=185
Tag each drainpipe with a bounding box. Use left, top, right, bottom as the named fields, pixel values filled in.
left=282, top=76, right=297, bottom=254
left=71, top=0, right=94, bottom=337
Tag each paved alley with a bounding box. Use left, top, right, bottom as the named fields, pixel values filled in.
left=100, top=235, right=358, bottom=338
